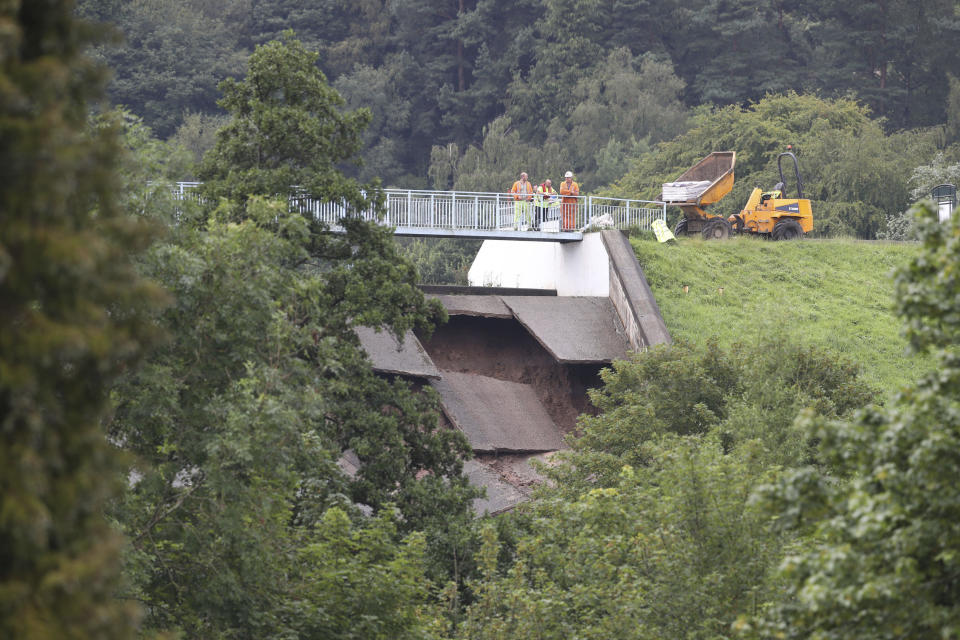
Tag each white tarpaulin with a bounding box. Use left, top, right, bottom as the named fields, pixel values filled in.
left=662, top=180, right=711, bottom=202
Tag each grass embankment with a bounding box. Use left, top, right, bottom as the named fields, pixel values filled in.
left=630, top=236, right=933, bottom=393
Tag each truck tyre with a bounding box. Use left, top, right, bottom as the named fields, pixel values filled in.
left=772, top=219, right=804, bottom=240
left=674, top=218, right=688, bottom=236
left=701, top=217, right=732, bottom=240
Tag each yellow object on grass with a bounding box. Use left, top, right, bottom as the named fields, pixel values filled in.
left=651, top=219, right=676, bottom=243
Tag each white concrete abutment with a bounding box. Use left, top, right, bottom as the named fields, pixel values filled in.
left=468, top=230, right=671, bottom=350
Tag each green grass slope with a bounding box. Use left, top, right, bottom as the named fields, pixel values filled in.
left=630, top=236, right=934, bottom=392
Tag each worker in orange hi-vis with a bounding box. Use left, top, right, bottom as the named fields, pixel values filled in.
left=510, top=171, right=534, bottom=230
left=559, top=171, right=580, bottom=231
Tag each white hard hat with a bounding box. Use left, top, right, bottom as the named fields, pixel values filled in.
left=564, top=171, right=573, bottom=178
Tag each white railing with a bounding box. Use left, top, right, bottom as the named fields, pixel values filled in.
left=586, top=195, right=667, bottom=231
left=174, top=181, right=202, bottom=198
left=171, top=184, right=666, bottom=235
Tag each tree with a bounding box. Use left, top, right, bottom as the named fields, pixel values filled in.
left=0, top=2, right=162, bottom=638
left=947, top=75, right=960, bottom=146
left=109, top=33, right=476, bottom=636
left=334, top=61, right=415, bottom=186
left=748, top=201, right=960, bottom=639
left=197, top=30, right=372, bottom=210
left=908, top=152, right=960, bottom=201
left=805, top=0, right=960, bottom=130
left=458, top=441, right=784, bottom=640
left=113, top=199, right=468, bottom=635
left=676, top=0, right=814, bottom=106
left=456, top=334, right=874, bottom=639
left=613, top=93, right=938, bottom=237
left=79, top=0, right=249, bottom=139
left=395, top=237, right=480, bottom=285
left=428, top=115, right=571, bottom=192
left=547, top=48, right=689, bottom=186
left=169, top=111, right=231, bottom=168
left=432, top=0, right=542, bottom=147
left=290, top=508, right=436, bottom=639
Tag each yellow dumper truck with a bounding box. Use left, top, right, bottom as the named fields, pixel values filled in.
left=662, top=150, right=813, bottom=240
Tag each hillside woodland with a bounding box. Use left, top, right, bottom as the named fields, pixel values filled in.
left=80, top=0, right=960, bottom=239
left=5, top=2, right=960, bottom=640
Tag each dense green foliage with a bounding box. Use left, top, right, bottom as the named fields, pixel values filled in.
left=78, top=0, right=960, bottom=219
left=613, top=93, right=941, bottom=238
left=630, top=235, right=931, bottom=390
left=432, top=49, right=689, bottom=192
left=112, top=197, right=469, bottom=635
left=397, top=238, right=480, bottom=285
left=198, top=31, right=372, bottom=210
left=106, top=35, right=476, bottom=637
left=0, top=3, right=163, bottom=638
left=20, top=3, right=960, bottom=638
left=743, top=201, right=960, bottom=638
left=78, top=0, right=249, bottom=139
left=453, top=336, right=875, bottom=639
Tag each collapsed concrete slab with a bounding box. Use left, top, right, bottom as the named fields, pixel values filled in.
left=464, top=459, right=528, bottom=515
left=502, top=452, right=555, bottom=487
left=501, top=296, right=629, bottom=363
left=355, top=326, right=441, bottom=380
left=413, top=231, right=671, bottom=512
left=479, top=452, right=556, bottom=487
left=429, top=294, right=513, bottom=319
left=466, top=452, right=560, bottom=515
left=431, top=371, right=564, bottom=453
left=337, top=450, right=361, bottom=478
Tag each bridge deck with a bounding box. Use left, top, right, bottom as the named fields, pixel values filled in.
left=170, top=183, right=666, bottom=241
left=395, top=227, right=584, bottom=242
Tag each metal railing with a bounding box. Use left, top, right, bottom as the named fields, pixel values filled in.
left=171, top=183, right=666, bottom=235
left=174, top=181, right=202, bottom=199
left=586, top=195, right=668, bottom=230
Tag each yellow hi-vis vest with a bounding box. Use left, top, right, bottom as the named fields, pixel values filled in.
left=534, top=185, right=559, bottom=208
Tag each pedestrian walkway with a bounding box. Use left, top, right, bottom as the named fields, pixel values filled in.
left=170, top=183, right=666, bottom=243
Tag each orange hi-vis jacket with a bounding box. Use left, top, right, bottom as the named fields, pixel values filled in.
left=559, top=180, right=579, bottom=230
left=559, top=180, right=579, bottom=201
left=511, top=179, right=534, bottom=200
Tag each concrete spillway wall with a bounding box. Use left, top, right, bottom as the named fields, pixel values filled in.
left=600, top=231, right=671, bottom=350
left=359, top=231, right=671, bottom=513
left=468, top=230, right=671, bottom=350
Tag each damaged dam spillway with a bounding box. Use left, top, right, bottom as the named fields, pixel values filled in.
left=358, top=230, right=671, bottom=514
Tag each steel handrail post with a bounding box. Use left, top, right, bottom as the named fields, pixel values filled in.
left=474, top=195, right=479, bottom=229
left=407, top=190, right=412, bottom=228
